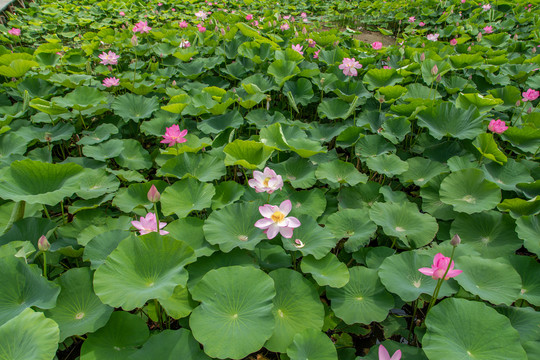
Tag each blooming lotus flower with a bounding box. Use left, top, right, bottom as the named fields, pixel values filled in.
left=195, top=10, right=207, bottom=19
left=427, top=33, right=440, bottom=41
left=379, top=345, right=401, bottom=360
left=133, top=21, right=152, bottom=33
left=119, top=11, right=125, bottom=16
left=248, top=167, right=283, bottom=194
left=482, top=4, right=491, bottom=11
left=102, top=77, right=120, bottom=87
left=8, top=28, right=20, bottom=36
left=254, top=200, right=301, bottom=239
left=280, top=23, right=290, bottom=31
left=197, top=24, right=206, bottom=32
left=488, top=119, right=508, bottom=134
left=408, top=16, right=415, bottom=23
left=372, top=41, right=383, bottom=50
left=179, top=39, right=191, bottom=48
left=307, top=38, right=316, bottom=48
left=246, top=14, right=253, bottom=20
left=157, top=2, right=162, bottom=6
left=314, top=50, right=320, bottom=59
left=131, top=213, right=169, bottom=235
left=98, top=51, right=120, bottom=65
left=161, top=125, right=188, bottom=146
left=419, top=21, right=426, bottom=26
left=179, top=20, right=189, bottom=28
left=450, top=38, right=458, bottom=46
left=483, top=26, right=493, bottom=34
left=383, top=65, right=391, bottom=69
left=301, top=12, right=307, bottom=18
left=339, top=58, right=362, bottom=76
left=419, top=253, right=463, bottom=280
left=292, top=44, right=304, bottom=55
left=522, top=88, right=540, bottom=102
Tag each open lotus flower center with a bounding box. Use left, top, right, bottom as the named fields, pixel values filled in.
left=263, top=177, right=271, bottom=186
left=271, top=211, right=285, bottom=223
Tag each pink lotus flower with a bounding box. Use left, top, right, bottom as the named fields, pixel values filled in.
left=98, top=51, right=119, bottom=65
left=339, top=58, right=362, bottom=76
left=488, top=119, right=508, bottom=134
left=157, top=2, right=162, bottom=6
left=461, top=0, right=466, bottom=3
left=482, top=4, right=491, bottom=11
left=248, top=167, right=284, bottom=194
left=197, top=24, right=206, bottom=32
left=246, top=14, right=253, bottom=20
left=379, top=345, right=401, bottom=360
left=427, top=33, right=440, bottom=41
left=419, top=253, right=463, bottom=280
left=383, top=65, right=392, bottom=69
left=179, top=20, right=189, bottom=28
left=254, top=200, right=301, bottom=239
left=119, top=11, right=125, bottom=16
left=408, top=16, right=416, bottom=23
left=102, top=77, right=120, bottom=87
left=292, top=44, right=304, bottom=55
left=450, top=38, right=458, bottom=46
left=8, top=28, right=20, bottom=36
left=314, top=50, right=320, bottom=59
left=179, top=39, right=191, bottom=48
left=133, top=21, right=152, bottom=33
left=195, top=10, right=207, bottom=20
left=419, top=21, right=425, bottom=26
left=522, top=88, right=539, bottom=102
left=161, top=125, right=188, bottom=146
left=301, top=12, right=307, bottom=18
left=483, top=26, right=493, bottom=34
left=280, top=23, right=290, bottom=31
left=131, top=213, right=169, bottom=235
left=372, top=41, right=383, bottom=50
left=307, top=39, right=316, bottom=48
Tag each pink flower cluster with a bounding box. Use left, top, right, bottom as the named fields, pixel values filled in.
left=339, top=58, right=362, bottom=76
left=488, top=119, right=508, bottom=134
left=522, top=88, right=539, bottom=102
left=133, top=21, right=152, bottom=33
left=8, top=28, right=20, bottom=36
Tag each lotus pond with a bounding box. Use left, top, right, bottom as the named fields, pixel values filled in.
left=0, top=0, right=539, bottom=359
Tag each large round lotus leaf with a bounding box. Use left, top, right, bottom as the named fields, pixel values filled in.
left=365, top=154, right=409, bottom=177
left=355, top=134, right=395, bottom=158
left=112, top=180, right=168, bottom=214
left=338, top=182, right=382, bottom=209
left=53, top=86, right=106, bottom=111
left=359, top=340, right=428, bottom=360
left=279, top=187, right=327, bottom=219
left=166, top=217, right=217, bottom=258
left=286, top=329, right=338, bottom=360
left=439, top=169, right=501, bottom=214
left=0, top=133, right=27, bottom=158
left=327, top=266, right=393, bottom=325
left=423, top=298, right=527, bottom=360
left=281, top=215, right=337, bottom=260
left=453, top=256, right=521, bottom=305
left=416, top=101, right=484, bottom=139
left=83, top=230, right=131, bottom=270
left=0, top=308, right=59, bottom=360
left=498, top=196, right=540, bottom=217
left=203, top=201, right=266, bottom=252
left=211, top=181, right=246, bottom=210
left=160, top=177, right=215, bottom=218
left=114, top=139, right=152, bottom=170
left=267, top=59, right=301, bottom=87
left=318, top=97, right=359, bottom=120
left=80, top=311, right=149, bottom=360
left=369, top=201, right=438, bottom=248
left=76, top=168, right=120, bottom=200
left=515, top=215, right=540, bottom=256
left=420, top=174, right=459, bottom=220
left=189, top=266, right=276, bottom=359
left=0, top=159, right=83, bottom=205
left=501, top=126, right=540, bottom=154
left=0, top=217, right=56, bottom=248
left=398, top=157, right=449, bottom=187
left=450, top=211, right=522, bottom=258
left=363, top=68, right=403, bottom=90
left=77, top=123, right=119, bottom=146
left=508, top=255, right=540, bottom=306
left=301, top=254, right=349, bottom=288
left=197, top=109, right=245, bottom=134
left=495, top=305, right=540, bottom=345
left=130, top=329, right=210, bottom=360
left=44, top=268, right=113, bottom=341
left=158, top=284, right=197, bottom=320
left=315, top=159, right=368, bottom=187
left=0, top=257, right=60, bottom=325
left=157, top=152, right=226, bottom=182
left=82, top=139, right=125, bottom=161
left=93, top=233, right=196, bottom=310
left=272, top=156, right=317, bottom=189
left=223, top=139, right=274, bottom=169
left=265, top=269, right=324, bottom=352
left=111, top=93, right=159, bottom=122
left=324, top=209, right=377, bottom=252
left=378, top=251, right=459, bottom=302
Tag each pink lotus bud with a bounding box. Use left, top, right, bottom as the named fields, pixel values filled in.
left=451, top=234, right=461, bottom=246
left=533, top=47, right=537, bottom=54
left=172, top=80, right=177, bottom=86
left=436, top=74, right=442, bottom=82
left=38, top=235, right=50, bottom=252
left=147, top=185, right=161, bottom=203
left=431, top=64, right=438, bottom=76
left=516, top=100, right=521, bottom=106
left=420, top=52, right=425, bottom=61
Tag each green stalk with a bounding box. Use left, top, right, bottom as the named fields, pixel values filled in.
left=42, top=204, right=52, bottom=220
left=60, top=201, right=67, bottom=225
left=154, top=299, right=163, bottom=328
left=42, top=252, right=47, bottom=278
left=153, top=203, right=160, bottom=233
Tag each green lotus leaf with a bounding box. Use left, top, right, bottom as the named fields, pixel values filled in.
left=301, top=253, right=349, bottom=288
left=158, top=284, right=198, bottom=320
left=211, top=181, right=245, bottom=210
left=76, top=168, right=120, bottom=200
left=453, top=256, right=521, bottom=305
left=112, top=180, right=168, bottom=214
left=403, top=83, right=440, bottom=100
left=284, top=78, right=315, bottom=108
left=265, top=269, right=325, bottom=352
left=324, top=209, right=377, bottom=252
left=77, top=123, right=119, bottom=145
left=363, top=68, right=403, bottom=90
left=161, top=94, right=191, bottom=114
left=421, top=59, right=452, bottom=85
left=0, top=159, right=83, bottom=205
left=0, top=133, right=27, bottom=159
left=130, top=329, right=210, bottom=360
left=114, top=139, right=152, bottom=170
left=456, top=93, right=504, bottom=113
left=166, top=217, right=217, bottom=257
left=160, top=178, right=215, bottom=218
left=498, top=197, right=540, bottom=217
left=260, top=123, right=326, bottom=158
left=369, top=201, right=438, bottom=248
left=417, top=102, right=484, bottom=139
left=516, top=215, right=540, bottom=256
left=327, top=80, right=371, bottom=102
left=450, top=211, right=522, bottom=258
left=423, top=298, right=527, bottom=360
left=52, top=86, right=107, bottom=111
left=508, top=255, right=540, bottom=306
left=160, top=134, right=213, bottom=155
left=495, top=305, right=540, bottom=357
left=0, top=257, right=60, bottom=325
left=398, top=157, right=448, bottom=186
left=482, top=159, right=533, bottom=191
left=449, top=53, right=484, bottom=69
left=12, top=122, right=74, bottom=143
left=224, top=139, right=274, bottom=169
left=439, top=169, right=501, bottom=214
left=0, top=59, right=39, bottom=77
left=197, top=110, right=244, bottom=135
left=516, top=180, right=540, bottom=199
left=93, top=233, right=196, bottom=310
left=377, top=85, right=407, bottom=103
left=281, top=215, right=337, bottom=259
left=44, top=268, right=113, bottom=341
left=473, top=133, right=507, bottom=165
left=158, top=152, right=226, bottom=182
left=83, top=139, right=125, bottom=161
left=271, top=187, right=327, bottom=219
left=140, top=110, right=179, bottom=136
left=365, top=154, right=409, bottom=177
left=272, top=156, right=317, bottom=189
left=355, top=134, right=395, bottom=157
left=488, top=85, right=522, bottom=109
left=240, top=74, right=277, bottom=94
left=0, top=308, right=59, bottom=360
left=338, top=182, right=382, bottom=209
left=420, top=174, right=459, bottom=220
left=315, top=159, right=368, bottom=187
left=318, top=97, right=360, bottom=120
left=189, top=266, right=276, bottom=359
left=112, top=93, right=160, bottom=122
left=83, top=230, right=131, bottom=270
left=80, top=311, right=149, bottom=360
left=267, top=59, right=301, bottom=87
left=501, top=125, right=540, bottom=153
left=286, top=329, right=338, bottom=360
left=203, top=201, right=266, bottom=252
left=378, top=251, right=459, bottom=302
left=0, top=217, right=56, bottom=248
left=378, top=116, right=411, bottom=144
left=238, top=42, right=273, bottom=64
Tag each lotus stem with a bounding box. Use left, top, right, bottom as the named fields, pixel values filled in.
left=42, top=204, right=52, bottom=220
left=154, top=299, right=163, bottom=328
left=60, top=201, right=67, bottom=225
left=2, top=201, right=25, bottom=235
left=42, top=252, right=47, bottom=278
left=153, top=203, right=160, bottom=233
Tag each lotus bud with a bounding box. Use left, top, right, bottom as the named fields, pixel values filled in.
left=295, top=31, right=298, bottom=37
left=431, top=64, right=438, bottom=76
left=131, top=35, right=138, bottom=46
left=477, top=32, right=482, bottom=42
left=266, top=95, right=271, bottom=110
left=436, top=73, right=442, bottom=82
left=147, top=185, right=161, bottom=203
left=467, top=45, right=472, bottom=52
left=527, top=107, right=533, bottom=114
left=516, top=100, right=521, bottom=106
left=44, top=132, right=52, bottom=142
left=214, top=26, right=218, bottom=32
left=38, top=235, right=50, bottom=252
left=514, top=34, right=518, bottom=41
left=451, top=234, right=461, bottom=247
left=533, top=47, right=537, bottom=54
left=421, top=42, right=425, bottom=48
left=420, top=52, right=425, bottom=61
left=172, top=80, right=177, bottom=86
left=302, top=27, right=307, bottom=34
left=221, top=28, right=226, bottom=35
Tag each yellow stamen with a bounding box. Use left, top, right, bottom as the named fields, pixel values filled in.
left=263, top=177, right=271, bottom=186
left=271, top=211, right=285, bottom=223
